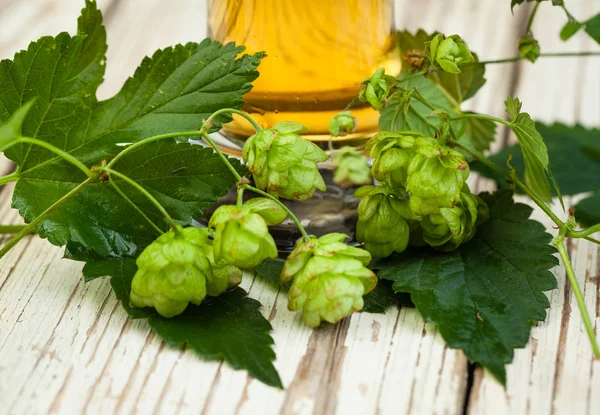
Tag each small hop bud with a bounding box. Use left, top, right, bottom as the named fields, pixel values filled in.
left=358, top=68, right=398, bottom=110
left=402, top=49, right=428, bottom=72
left=331, top=146, right=372, bottom=187
left=518, top=34, right=541, bottom=63
left=242, top=122, right=329, bottom=201
left=329, top=111, right=357, bottom=137
left=130, top=227, right=242, bottom=318
left=429, top=34, right=474, bottom=74
left=366, top=131, right=421, bottom=189
left=406, top=138, right=470, bottom=216
left=281, top=233, right=377, bottom=327
left=420, top=187, right=488, bottom=251
left=355, top=185, right=419, bottom=258
left=209, top=199, right=286, bottom=269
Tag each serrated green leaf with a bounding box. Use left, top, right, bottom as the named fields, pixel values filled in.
left=574, top=193, right=600, bottom=227
left=505, top=99, right=553, bottom=200
left=584, top=14, right=600, bottom=44
left=0, top=100, right=35, bottom=151
left=1, top=2, right=262, bottom=259
left=473, top=123, right=600, bottom=197
left=13, top=141, right=245, bottom=259
left=376, top=190, right=558, bottom=384
left=462, top=113, right=497, bottom=154
left=362, top=278, right=405, bottom=313
left=82, top=256, right=283, bottom=388
left=253, top=258, right=289, bottom=290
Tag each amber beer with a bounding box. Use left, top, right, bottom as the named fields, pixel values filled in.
left=208, top=0, right=400, bottom=144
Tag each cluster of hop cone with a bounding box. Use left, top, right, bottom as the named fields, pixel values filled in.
left=130, top=111, right=487, bottom=327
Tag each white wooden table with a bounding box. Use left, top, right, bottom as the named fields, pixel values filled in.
left=1, top=1, right=599, bottom=414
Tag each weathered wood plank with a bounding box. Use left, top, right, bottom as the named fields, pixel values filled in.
left=467, top=2, right=600, bottom=414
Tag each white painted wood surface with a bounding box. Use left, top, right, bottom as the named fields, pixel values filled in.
left=0, top=1, right=598, bottom=414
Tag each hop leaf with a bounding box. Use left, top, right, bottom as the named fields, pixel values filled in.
left=131, top=227, right=241, bottom=318
left=281, top=234, right=377, bottom=327
left=429, top=34, right=474, bottom=74
left=242, top=122, right=328, bottom=200
left=331, top=146, right=372, bottom=187
left=209, top=202, right=282, bottom=269
left=329, top=111, right=357, bottom=137
left=358, top=68, right=398, bottom=110
left=355, top=186, right=418, bottom=258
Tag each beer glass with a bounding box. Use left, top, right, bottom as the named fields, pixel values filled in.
left=207, top=0, right=400, bottom=145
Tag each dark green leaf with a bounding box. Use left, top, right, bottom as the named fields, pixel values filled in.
left=376, top=190, right=558, bottom=384
left=83, top=256, right=283, bottom=387
left=253, top=258, right=290, bottom=290
left=574, top=193, right=600, bottom=227
left=584, top=14, right=600, bottom=44
left=0, top=100, right=35, bottom=151
left=473, top=123, right=600, bottom=196
left=1, top=2, right=262, bottom=258
left=362, top=278, right=404, bottom=313
left=14, top=141, right=245, bottom=259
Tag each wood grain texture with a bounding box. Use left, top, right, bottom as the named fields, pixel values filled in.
left=0, top=0, right=598, bottom=414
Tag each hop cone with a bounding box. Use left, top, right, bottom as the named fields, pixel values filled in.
left=281, top=233, right=377, bottom=327
left=209, top=198, right=286, bottom=269
left=130, top=227, right=242, bottom=318
left=419, top=187, right=489, bottom=251
left=332, top=146, right=372, bottom=187
left=358, top=68, right=398, bottom=110
left=366, top=131, right=421, bottom=189
left=355, top=185, right=418, bottom=258
left=429, top=34, right=474, bottom=74
left=242, top=122, right=328, bottom=200
left=406, top=138, right=470, bottom=216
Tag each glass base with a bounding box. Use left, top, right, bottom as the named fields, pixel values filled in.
left=197, top=169, right=361, bottom=254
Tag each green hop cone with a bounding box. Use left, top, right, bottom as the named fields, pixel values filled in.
left=406, top=138, right=470, bottom=216
left=429, top=34, right=474, bottom=74
left=332, top=146, right=372, bottom=187
left=209, top=198, right=286, bottom=269
left=366, top=131, right=422, bottom=190
left=281, top=233, right=377, bottom=327
left=419, top=186, right=489, bottom=251
left=355, top=185, right=419, bottom=258
left=130, top=227, right=242, bottom=318
left=242, top=122, right=329, bottom=200
left=358, top=68, right=398, bottom=110
left=329, top=111, right=357, bottom=137
left=518, top=34, right=541, bottom=63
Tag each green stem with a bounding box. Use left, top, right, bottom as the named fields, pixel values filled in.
left=241, top=184, right=310, bottom=241
left=0, top=172, right=19, bottom=186
left=450, top=113, right=513, bottom=128
left=101, top=167, right=180, bottom=233
left=453, top=142, right=564, bottom=227
left=201, top=133, right=242, bottom=181
left=0, top=178, right=94, bottom=260
left=569, top=223, right=600, bottom=239
left=206, top=108, right=263, bottom=132
left=236, top=187, right=245, bottom=207
left=0, top=225, right=33, bottom=234
left=12, top=137, right=92, bottom=178
left=554, top=235, right=600, bottom=357
left=584, top=236, right=600, bottom=245
left=109, top=180, right=164, bottom=235
left=476, top=51, right=600, bottom=66
left=106, top=130, right=206, bottom=169
left=525, top=2, right=541, bottom=33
